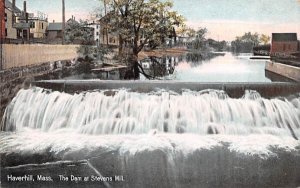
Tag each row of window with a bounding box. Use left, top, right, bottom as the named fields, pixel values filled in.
left=4, top=13, right=44, bottom=30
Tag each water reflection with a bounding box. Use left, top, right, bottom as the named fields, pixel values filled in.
left=177, top=53, right=272, bottom=82
left=63, top=52, right=290, bottom=82
left=140, top=56, right=177, bottom=79
left=141, top=52, right=279, bottom=82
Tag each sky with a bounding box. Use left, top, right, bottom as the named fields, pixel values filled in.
left=16, top=0, right=300, bottom=41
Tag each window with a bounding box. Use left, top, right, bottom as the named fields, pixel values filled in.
left=96, top=32, right=99, bottom=36
left=30, top=22, right=35, bottom=28
left=5, top=13, right=7, bottom=22
left=109, top=37, right=115, bottom=43
left=42, top=23, right=44, bottom=29
left=17, top=30, right=21, bottom=38
left=5, top=29, right=7, bottom=37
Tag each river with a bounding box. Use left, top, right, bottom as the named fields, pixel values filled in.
left=172, top=53, right=271, bottom=82
left=0, top=52, right=299, bottom=188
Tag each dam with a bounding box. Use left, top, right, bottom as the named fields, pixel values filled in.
left=1, top=53, right=300, bottom=187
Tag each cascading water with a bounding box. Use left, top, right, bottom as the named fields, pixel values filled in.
left=2, top=87, right=300, bottom=139
left=1, top=87, right=300, bottom=187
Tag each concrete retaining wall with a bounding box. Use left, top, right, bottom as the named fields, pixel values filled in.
left=35, top=80, right=300, bottom=98
left=266, top=61, right=300, bottom=82
left=1, top=44, right=79, bottom=69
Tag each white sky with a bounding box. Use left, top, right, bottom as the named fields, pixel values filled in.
left=16, top=0, right=300, bottom=41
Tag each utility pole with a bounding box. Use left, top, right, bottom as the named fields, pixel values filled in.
left=0, top=0, right=4, bottom=70
left=62, top=0, right=65, bottom=45
left=0, top=0, right=3, bottom=41
left=104, top=0, right=108, bottom=45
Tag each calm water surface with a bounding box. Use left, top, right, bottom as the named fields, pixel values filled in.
left=66, top=52, right=289, bottom=82
left=164, top=53, right=272, bottom=82
left=145, top=53, right=272, bottom=82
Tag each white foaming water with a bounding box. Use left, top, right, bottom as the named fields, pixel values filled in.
left=0, top=131, right=298, bottom=158
left=1, top=87, right=300, bottom=159
left=2, top=87, right=300, bottom=139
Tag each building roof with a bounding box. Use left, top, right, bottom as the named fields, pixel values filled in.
left=272, top=33, right=297, bottom=42
left=48, top=23, right=63, bottom=31
left=5, top=0, right=21, bottom=13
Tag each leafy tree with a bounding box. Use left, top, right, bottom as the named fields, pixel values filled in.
left=231, top=32, right=260, bottom=53
left=65, top=19, right=94, bottom=45
left=175, top=26, right=196, bottom=46
left=259, top=34, right=271, bottom=45
left=186, top=28, right=196, bottom=39
left=64, top=18, right=111, bottom=74
left=100, top=0, right=184, bottom=59
left=189, top=28, right=208, bottom=50
left=98, top=0, right=185, bottom=79
left=207, top=39, right=228, bottom=51
left=240, top=32, right=260, bottom=46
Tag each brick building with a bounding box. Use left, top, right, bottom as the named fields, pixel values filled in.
left=0, top=0, right=5, bottom=40
left=271, top=33, right=299, bottom=56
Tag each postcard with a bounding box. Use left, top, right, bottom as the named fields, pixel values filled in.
left=0, top=0, right=300, bottom=187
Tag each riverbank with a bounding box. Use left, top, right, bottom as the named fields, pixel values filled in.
left=138, top=47, right=188, bottom=60
left=266, top=60, right=300, bottom=82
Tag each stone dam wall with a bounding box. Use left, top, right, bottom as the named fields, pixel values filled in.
left=35, top=80, right=300, bottom=99
left=0, top=63, right=71, bottom=120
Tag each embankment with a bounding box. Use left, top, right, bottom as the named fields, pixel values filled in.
left=266, top=61, right=300, bottom=82
left=0, top=44, right=79, bottom=119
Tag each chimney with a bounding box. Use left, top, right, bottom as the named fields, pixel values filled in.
left=12, top=0, right=16, bottom=9
left=12, top=0, right=15, bottom=24
left=23, top=1, right=29, bottom=41
left=23, top=1, right=27, bottom=16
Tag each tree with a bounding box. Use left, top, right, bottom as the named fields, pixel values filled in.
left=207, top=39, right=228, bottom=52
left=99, top=0, right=184, bottom=79
left=189, top=27, right=208, bottom=50
left=100, top=0, right=184, bottom=59
left=259, top=34, right=270, bottom=45
left=176, top=26, right=196, bottom=46
left=240, top=32, right=260, bottom=46
left=65, top=19, right=94, bottom=45
left=64, top=19, right=110, bottom=65
left=231, top=32, right=260, bottom=53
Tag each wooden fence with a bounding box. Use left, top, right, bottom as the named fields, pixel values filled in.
left=1, top=44, right=79, bottom=69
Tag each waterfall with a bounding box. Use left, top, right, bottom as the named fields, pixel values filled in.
left=1, top=87, right=300, bottom=187
left=2, top=87, right=300, bottom=139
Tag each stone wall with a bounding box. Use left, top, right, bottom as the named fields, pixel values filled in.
left=0, top=44, right=79, bottom=120
left=1, top=44, right=79, bottom=69
left=0, top=62, right=74, bottom=120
